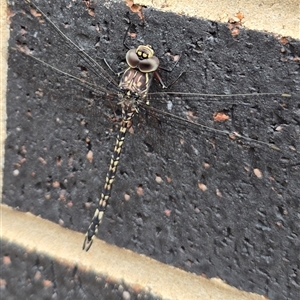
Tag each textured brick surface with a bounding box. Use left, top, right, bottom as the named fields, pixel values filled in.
left=1, top=241, right=160, bottom=300
left=2, top=0, right=300, bottom=299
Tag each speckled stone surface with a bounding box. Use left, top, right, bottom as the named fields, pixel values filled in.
left=2, top=0, right=300, bottom=299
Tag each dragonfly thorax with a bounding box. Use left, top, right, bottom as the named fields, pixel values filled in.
left=119, top=67, right=154, bottom=99
left=117, top=90, right=140, bottom=112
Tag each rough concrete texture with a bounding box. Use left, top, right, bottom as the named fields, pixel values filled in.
left=3, top=204, right=266, bottom=300
left=137, top=0, right=299, bottom=39
left=1, top=0, right=300, bottom=299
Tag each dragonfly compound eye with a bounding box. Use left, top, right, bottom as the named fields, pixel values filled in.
left=138, top=56, right=159, bottom=73
left=126, top=48, right=140, bottom=68
left=126, top=47, right=159, bottom=72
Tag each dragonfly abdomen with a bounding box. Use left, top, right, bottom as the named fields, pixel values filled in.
left=83, top=111, right=134, bottom=251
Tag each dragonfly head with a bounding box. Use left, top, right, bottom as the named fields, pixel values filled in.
left=126, top=45, right=159, bottom=73
left=136, top=45, right=154, bottom=59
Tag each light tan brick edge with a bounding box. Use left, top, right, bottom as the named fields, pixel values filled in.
left=1, top=204, right=266, bottom=300
left=0, top=0, right=8, bottom=201
left=137, top=0, right=299, bottom=39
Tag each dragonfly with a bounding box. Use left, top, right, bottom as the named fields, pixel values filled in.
left=12, top=0, right=291, bottom=251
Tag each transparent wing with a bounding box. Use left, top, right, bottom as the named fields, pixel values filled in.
left=12, top=0, right=126, bottom=131
left=144, top=92, right=293, bottom=151
left=16, top=0, right=121, bottom=91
